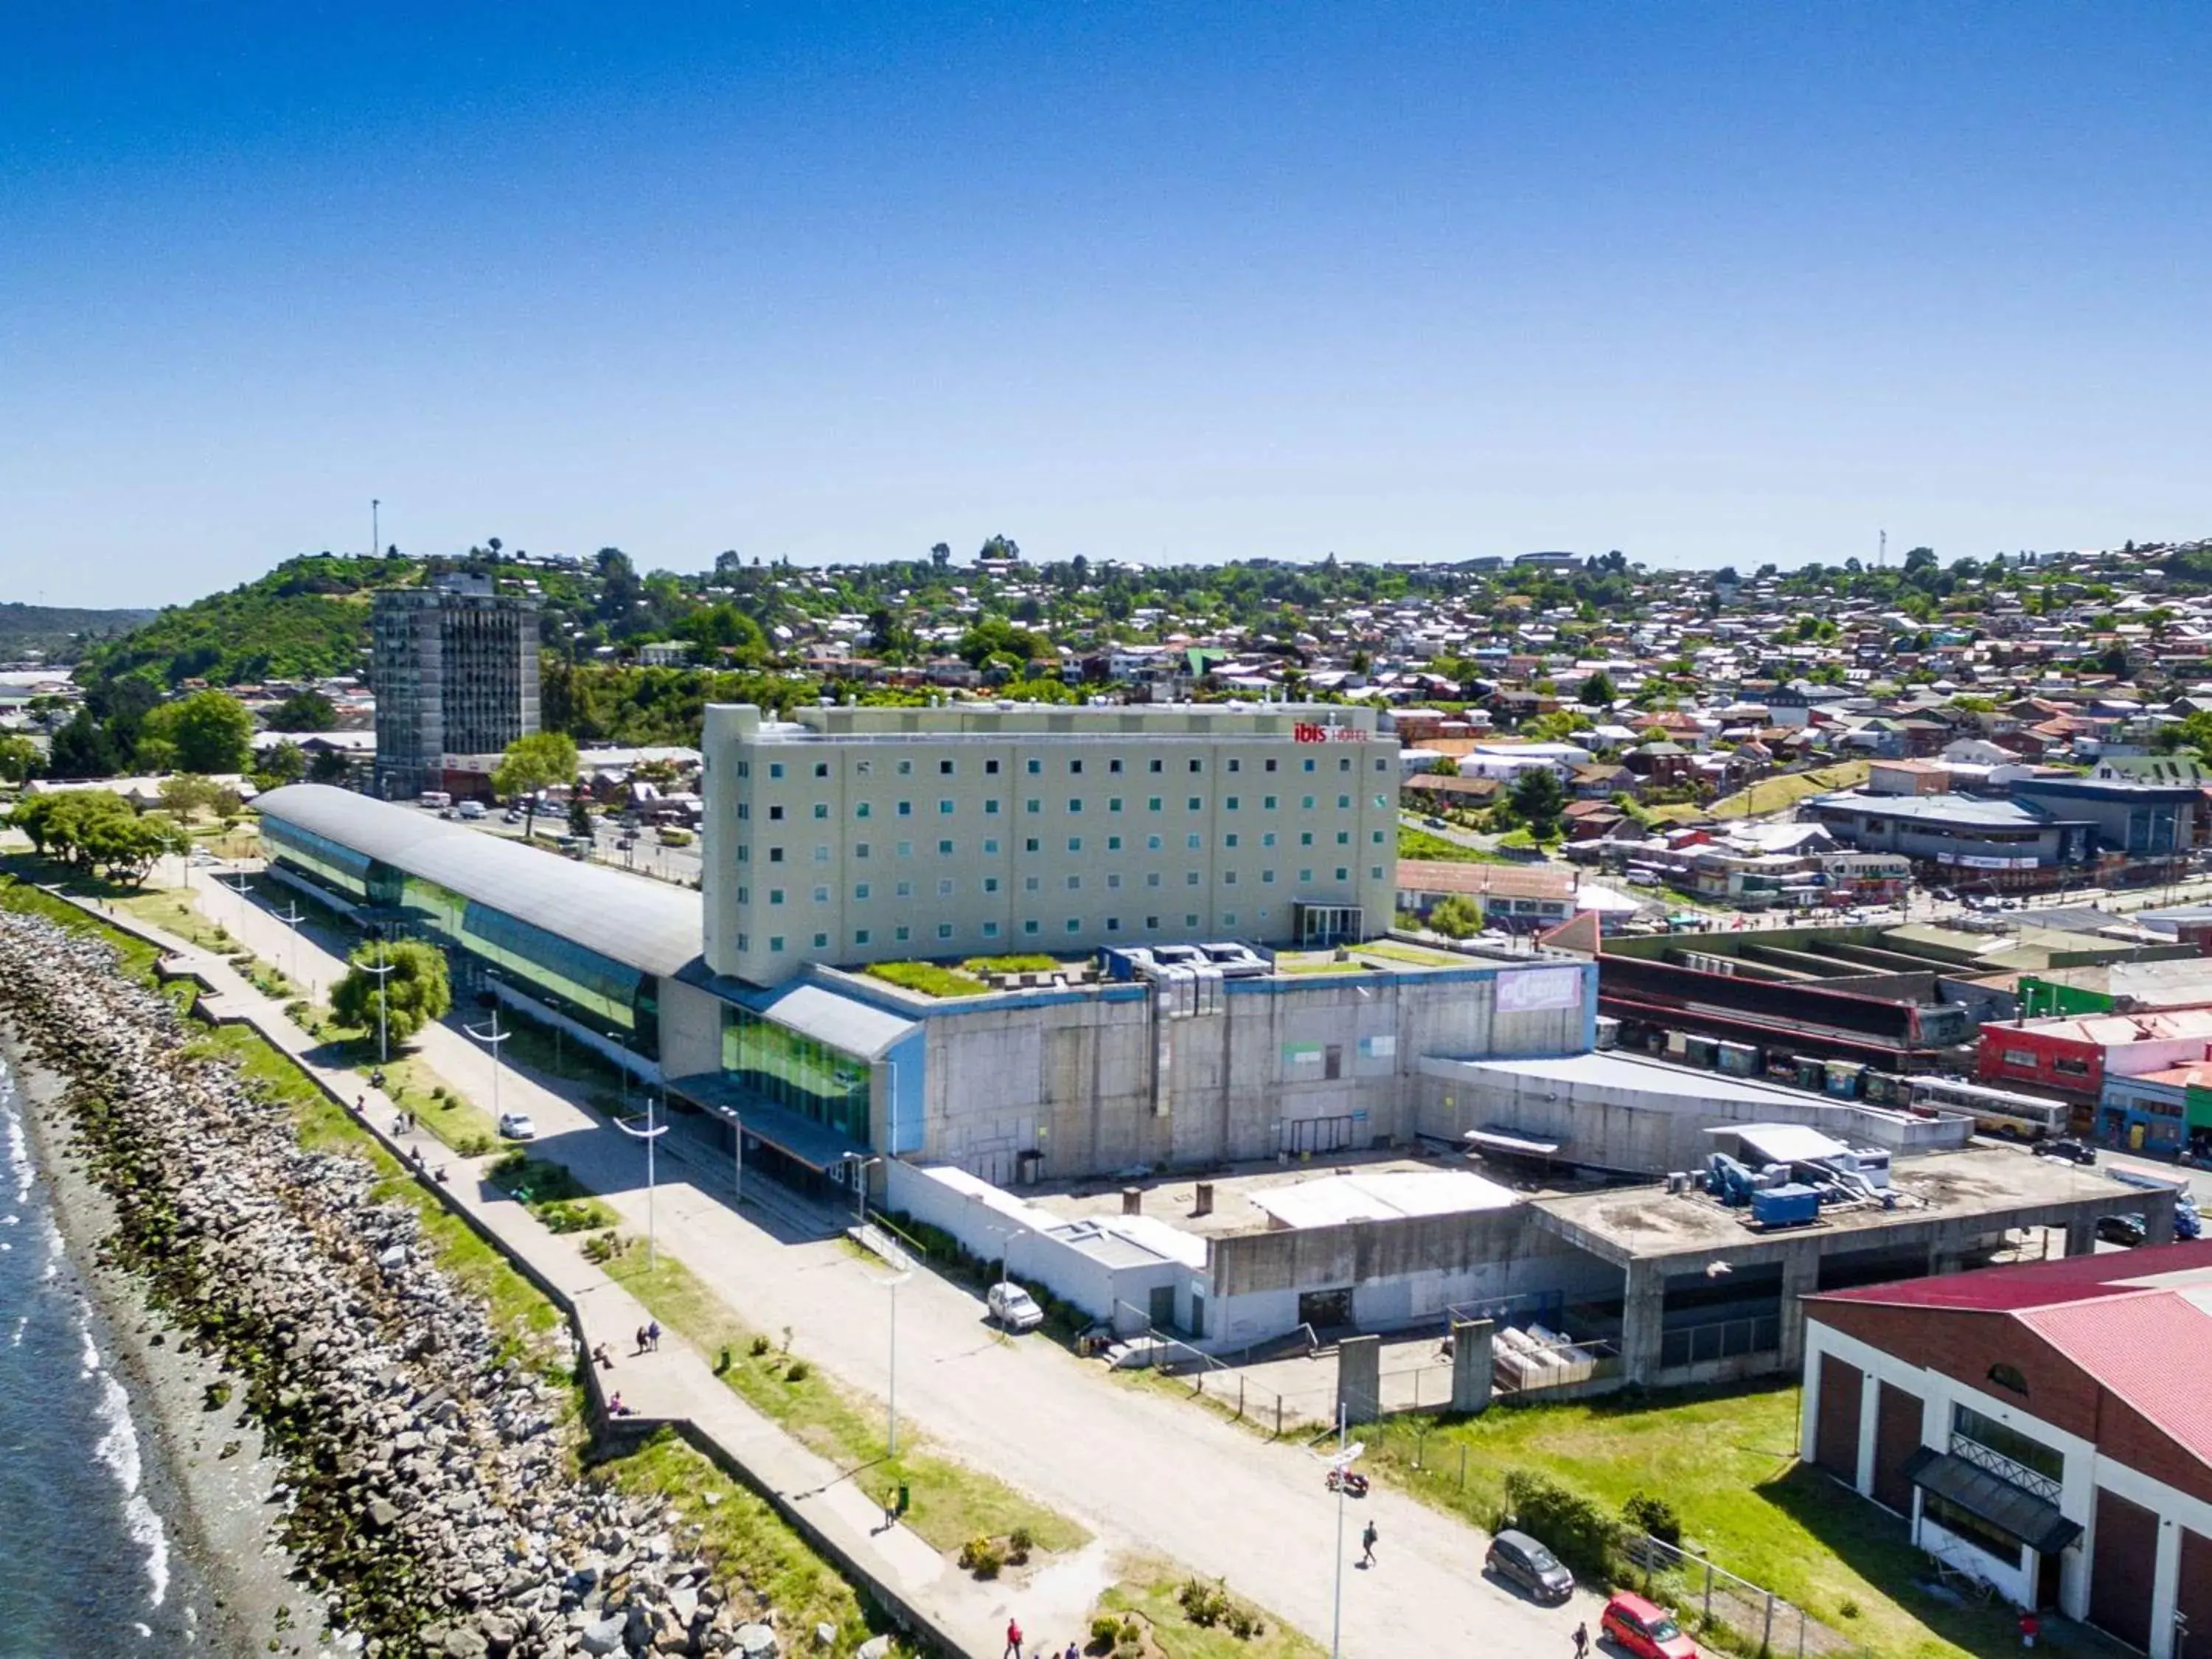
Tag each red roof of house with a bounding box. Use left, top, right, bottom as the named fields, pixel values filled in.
left=1808, top=1239, right=2212, bottom=1314
left=2020, top=1292, right=2212, bottom=1470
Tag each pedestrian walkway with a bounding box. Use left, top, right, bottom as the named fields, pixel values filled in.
left=58, top=879, right=1064, bottom=1659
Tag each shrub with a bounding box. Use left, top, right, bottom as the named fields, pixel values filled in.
left=1008, top=1525, right=1034, bottom=1562
left=958, top=1536, right=1005, bottom=1578
left=581, top=1232, right=630, bottom=1265
left=785, top=1360, right=811, bottom=1383
left=431, top=1085, right=448, bottom=1101
left=748, top=1334, right=772, bottom=1357
left=1622, top=1490, right=1683, bottom=1548
left=1090, top=1615, right=1121, bottom=1644
left=453, top=1133, right=495, bottom=1158
left=1837, top=1598, right=1861, bottom=1621
left=1178, top=1577, right=1231, bottom=1627
left=1503, top=1469, right=1616, bottom=1575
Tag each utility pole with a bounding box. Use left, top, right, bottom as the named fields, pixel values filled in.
left=466, top=1006, right=510, bottom=1127
left=1878, top=528, right=1887, bottom=569
left=372, top=498, right=380, bottom=559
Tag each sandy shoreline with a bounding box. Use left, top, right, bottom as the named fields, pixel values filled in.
left=4, top=1027, right=340, bottom=1659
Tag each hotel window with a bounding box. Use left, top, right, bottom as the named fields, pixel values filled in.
left=937, top=879, right=953, bottom=897
left=1149, top=758, right=1164, bottom=773
left=1224, top=871, right=1237, bottom=885
left=897, top=760, right=912, bottom=775
left=812, top=884, right=829, bottom=902
left=1371, top=830, right=1385, bottom=844
left=769, top=762, right=785, bottom=779
left=1337, top=794, right=1350, bottom=810
left=854, top=928, right=870, bottom=945
left=812, top=931, right=828, bottom=948
left=1109, top=797, right=1124, bottom=812
left=1024, top=919, right=1040, bottom=935
left=1070, top=759, right=1084, bottom=774
left=1108, top=835, right=1124, bottom=851
left=1068, top=798, right=1083, bottom=813
left=1222, top=911, right=1237, bottom=926
left=855, top=842, right=871, bottom=858
left=1370, top=865, right=1383, bottom=880
left=896, top=880, right=913, bottom=897
left=768, top=804, right=785, bottom=821
left=1189, top=759, right=1203, bottom=773
left=855, top=760, right=871, bottom=776
left=897, top=800, right=912, bottom=816
left=939, top=799, right=955, bottom=814
left=1107, top=873, right=1121, bottom=888
left=1301, top=832, right=1314, bottom=846
left=1146, top=915, right=1160, bottom=929
left=1301, top=795, right=1315, bottom=810
left=1068, top=837, right=1083, bottom=852
left=985, top=799, right=1001, bottom=815
left=1148, top=796, right=1163, bottom=811
left=1335, top=866, right=1348, bottom=881
left=1225, top=833, right=1239, bottom=848
left=938, top=838, right=953, bottom=855
left=983, top=838, right=1000, bottom=854
left=1299, top=868, right=1313, bottom=883
left=1184, top=913, right=1199, bottom=928
left=737, top=886, right=750, bottom=903
left=1225, top=796, right=1239, bottom=810
left=813, top=844, right=830, bottom=863
left=1025, top=837, right=1040, bottom=852
left=1265, top=795, right=1278, bottom=810
left=1067, top=875, right=1082, bottom=890
left=984, top=877, right=999, bottom=893
left=939, top=759, right=955, bottom=775
left=1026, top=799, right=1041, bottom=813
left=1186, top=872, right=1200, bottom=886
left=737, top=761, right=751, bottom=779
left=982, top=921, right=1000, bottom=938
left=1336, top=831, right=1349, bottom=845
left=937, top=923, right=953, bottom=940
left=1147, top=834, right=1164, bottom=850
left=1066, top=918, right=1082, bottom=933
left=738, top=846, right=751, bottom=862
left=1303, top=758, right=1315, bottom=773
left=1147, top=872, right=1162, bottom=888
left=1110, top=759, right=1124, bottom=773
left=737, top=804, right=751, bottom=821
left=854, top=883, right=871, bottom=900
left=737, top=932, right=749, bottom=949
left=1262, top=869, right=1276, bottom=883
left=1374, top=759, right=1387, bottom=772
left=985, top=759, right=1001, bottom=775
left=1186, top=796, right=1202, bottom=811
left=895, top=925, right=910, bottom=942
left=897, top=841, right=913, bottom=857
left=1107, top=917, right=1121, bottom=931
left=1373, top=793, right=1388, bottom=808
left=1026, top=875, right=1040, bottom=892
left=855, top=802, right=872, bottom=818
left=1265, top=759, right=1277, bottom=772
left=768, top=846, right=785, bottom=862
left=1186, top=833, right=1202, bottom=849
left=815, top=762, right=830, bottom=778
left=768, top=935, right=784, bottom=951
left=1228, top=758, right=1241, bottom=773
left=1027, top=759, right=1042, bottom=774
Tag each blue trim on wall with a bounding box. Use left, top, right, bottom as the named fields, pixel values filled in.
left=884, top=1029, right=927, bottom=1155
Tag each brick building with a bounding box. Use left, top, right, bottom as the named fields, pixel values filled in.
left=1801, top=1243, right=2212, bottom=1655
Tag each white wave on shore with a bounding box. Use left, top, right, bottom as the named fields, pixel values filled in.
left=84, top=1312, right=171, bottom=1609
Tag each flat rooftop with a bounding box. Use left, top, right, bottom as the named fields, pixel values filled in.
left=1534, top=1145, right=2123, bottom=1265
left=1026, top=1151, right=1525, bottom=1239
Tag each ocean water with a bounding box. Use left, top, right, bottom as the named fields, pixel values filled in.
left=0, top=1055, right=205, bottom=1650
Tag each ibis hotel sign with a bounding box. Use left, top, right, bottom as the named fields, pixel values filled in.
left=1293, top=723, right=1368, bottom=743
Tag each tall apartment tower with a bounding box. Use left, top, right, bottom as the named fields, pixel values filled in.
left=370, top=574, right=540, bottom=799
left=701, top=700, right=1400, bottom=987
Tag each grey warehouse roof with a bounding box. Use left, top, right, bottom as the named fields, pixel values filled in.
left=257, top=784, right=703, bottom=978
left=1809, top=790, right=2062, bottom=828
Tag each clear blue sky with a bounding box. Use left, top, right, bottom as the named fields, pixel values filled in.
left=4, top=3, right=2209, bottom=606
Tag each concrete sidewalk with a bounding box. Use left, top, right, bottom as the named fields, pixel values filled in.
left=66, top=880, right=1084, bottom=1659
left=158, top=865, right=1607, bottom=1659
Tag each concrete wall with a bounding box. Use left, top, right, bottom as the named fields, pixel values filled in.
left=1415, top=1055, right=1966, bottom=1176
left=908, top=961, right=1594, bottom=1182
left=1201, top=1205, right=1615, bottom=1351
left=658, top=976, right=725, bottom=1079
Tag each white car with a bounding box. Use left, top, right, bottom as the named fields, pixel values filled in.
left=987, top=1281, right=1044, bottom=1332
left=497, top=1112, right=538, bottom=1141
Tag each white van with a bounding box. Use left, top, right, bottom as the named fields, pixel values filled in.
left=418, top=790, right=453, bottom=810
left=457, top=799, right=487, bottom=820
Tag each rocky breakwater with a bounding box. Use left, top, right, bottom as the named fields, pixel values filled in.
left=0, top=911, right=794, bottom=1659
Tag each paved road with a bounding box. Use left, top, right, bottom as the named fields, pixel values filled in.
left=201, top=868, right=1606, bottom=1659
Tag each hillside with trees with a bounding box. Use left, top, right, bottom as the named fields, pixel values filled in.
left=0, top=602, right=155, bottom=663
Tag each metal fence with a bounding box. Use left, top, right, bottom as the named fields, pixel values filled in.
left=1630, top=1534, right=1847, bottom=1658
left=1659, top=1313, right=1781, bottom=1370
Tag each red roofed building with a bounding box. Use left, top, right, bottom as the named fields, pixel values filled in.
left=1800, top=1241, right=2212, bottom=1652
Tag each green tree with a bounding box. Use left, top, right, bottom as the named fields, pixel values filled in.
left=491, top=731, right=580, bottom=838
left=307, top=746, right=352, bottom=784
left=330, top=937, right=451, bottom=1047
left=252, top=740, right=307, bottom=790
left=0, top=733, right=38, bottom=785
left=1576, top=670, right=1617, bottom=708
left=77, top=809, right=187, bottom=886
left=1509, top=766, right=1566, bottom=836
left=159, top=773, right=226, bottom=823
left=568, top=793, right=594, bottom=840
left=47, top=708, right=119, bottom=778
left=262, top=689, right=336, bottom=731
left=141, top=690, right=254, bottom=773
left=956, top=618, right=1048, bottom=668
left=1426, top=894, right=1485, bottom=939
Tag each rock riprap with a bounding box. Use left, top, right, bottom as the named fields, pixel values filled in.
left=0, top=911, right=786, bottom=1659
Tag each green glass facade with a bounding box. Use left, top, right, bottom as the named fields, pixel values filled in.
left=265, top=815, right=660, bottom=1055
left=720, top=1006, right=871, bottom=1141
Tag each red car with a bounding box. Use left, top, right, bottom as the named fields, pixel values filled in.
left=1601, top=1592, right=1699, bottom=1659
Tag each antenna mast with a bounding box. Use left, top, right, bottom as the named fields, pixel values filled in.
left=1878, top=529, right=1887, bottom=569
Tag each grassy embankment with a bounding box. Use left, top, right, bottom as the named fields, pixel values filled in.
left=0, top=874, right=883, bottom=1649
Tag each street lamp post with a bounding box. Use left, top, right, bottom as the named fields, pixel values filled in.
left=361, top=933, right=394, bottom=1071
left=840, top=1152, right=883, bottom=1228
left=730, top=1110, right=744, bottom=1207
left=615, top=1091, right=669, bottom=1269
left=467, top=1006, right=510, bottom=1127
left=271, top=899, right=306, bottom=995
left=1312, top=1405, right=1366, bottom=1659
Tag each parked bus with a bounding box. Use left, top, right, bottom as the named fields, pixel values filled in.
left=1905, top=1075, right=2070, bottom=1141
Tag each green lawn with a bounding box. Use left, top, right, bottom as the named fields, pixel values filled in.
left=1364, top=1384, right=2087, bottom=1659
left=1396, top=826, right=1493, bottom=863
left=1355, top=940, right=1466, bottom=967
left=1271, top=953, right=1374, bottom=975
left=1710, top=761, right=1871, bottom=820
left=609, top=1251, right=1088, bottom=1559
left=862, top=960, right=991, bottom=998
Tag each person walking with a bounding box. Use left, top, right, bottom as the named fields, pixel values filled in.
left=636, top=1325, right=650, bottom=1356
left=1573, top=1621, right=1590, bottom=1658
left=647, top=1318, right=661, bottom=1352
left=1001, top=1615, right=1022, bottom=1657
left=1360, top=1519, right=1377, bottom=1567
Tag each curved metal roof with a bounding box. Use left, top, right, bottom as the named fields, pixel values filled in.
left=256, top=784, right=702, bottom=978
